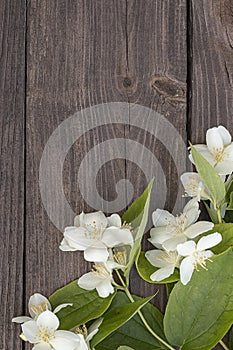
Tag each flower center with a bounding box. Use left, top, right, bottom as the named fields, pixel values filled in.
left=37, top=325, right=55, bottom=343
left=30, top=301, right=49, bottom=316
left=92, top=264, right=110, bottom=278
left=113, top=247, right=128, bottom=266
left=192, top=252, right=211, bottom=271
left=84, top=221, right=103, bottom=240
left=212, top=147, right=226, bottom=163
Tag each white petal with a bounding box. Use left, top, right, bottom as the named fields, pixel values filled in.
left=197, top=232, right=222, bottom=251
left=50, top=337, right=77, bottom=350
left=180, top=257, right=195, bottom=285
left=12, top=316, right=32, bottom=323
left=107, top=214, right=122, bottom=227
left=185, top=221, right=214, bottom=238
left=37, top=310, right=59, bottom=330
left=54, top=330, right=81, bottom=341
left=33, top=344, right=51, bottom=350
left=59, top=238, right=80, bottom=252
left=152, top=209, right=175, bottom=227
left=22, top=320, right=39, bottom=343
left=29, top=293, right=51, bottom=318
left=149, top=227, right=175, bottom=245
left=190, top=145, right=215, bottom=166
left=53, top=303, right=73, bottom=314
left=63, top=227, right=91, bottom=250
left=150, top=266, right=175, bottom=281
left=82, top=211, right=108, bottom=233
left=162, top=235, right=187, bottom=251
left=78, top=272, right=104, bottom=290
left=177, top=240, right=196, bottom=257
left=217, top=126, right=232, bottom=145
left=102, top=227, right=133, bottom=247
left=84, top=245, right=109, bottom=262
left=206, top=127, right=224, bottom=151
left=215, top=158, right=233, bottom=175
left=180, top=172, right=201, bottom=197
left=145, top=250, right=172, bottom=268
left=96, top=280, right=114, bottom=298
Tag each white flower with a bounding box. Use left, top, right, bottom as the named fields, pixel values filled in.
left=180, top=172, right=209, bottom=201
left=189, top=125, right=233, bottom=175
left=60, top=211, right=133, bottom=262
left=149, top=199, right=214, bottom=251
left=145, top=250, right=180, bottom=281
left=20, top=310, right=87, bottom=350
left=177, top=232, right=222, bottom=285
left=78, top=262, right=117, bottom=298
left=12, top=293, right=72, bottom=326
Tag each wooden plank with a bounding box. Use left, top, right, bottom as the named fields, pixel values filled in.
left=126, top=0, right=187, bottom=310
left=0, top=0, right=26, bottom=349
left=25, top=0, right=129, bottom=314
left=188, top=1, right=233, bottom=348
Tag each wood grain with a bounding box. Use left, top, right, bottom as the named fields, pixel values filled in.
left=1, top=0, right=232, bottom=349
left=0, top=1, right=26, bottom=349
left=188, top=1, right=233, bottom=348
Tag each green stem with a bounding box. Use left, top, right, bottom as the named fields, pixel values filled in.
left=217, top=208, right=222, bottom=224
left=219, top=340, right=229, bottom=350
left=115, top=270, right=175, bottom=350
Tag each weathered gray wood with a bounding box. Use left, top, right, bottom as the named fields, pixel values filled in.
left=0, top=1, right=26, bottom=349
left=25, top=0, right=129, bottom=315
left=188, top=1, right=233, bottom=348
left=125, top=0, right=187, bottom=310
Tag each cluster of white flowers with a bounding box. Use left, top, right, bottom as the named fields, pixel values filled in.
left=12, top=293, right=100, bottom=350
left=146, top=199, right=222, bottom=285
left=145, top=125, right=233, bottom=285
left=60, top=211, right=134, bottom=298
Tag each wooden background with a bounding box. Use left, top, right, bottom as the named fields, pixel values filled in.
left=1, top=0, right=233, bottom=349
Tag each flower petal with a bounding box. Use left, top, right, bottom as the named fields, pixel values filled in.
left=62, top=227, right=90, bottom=250
left=82, top=211, right=108, bottom=233
left=22, top=320, right=39, bottom=343
left=197, top=232, right=222, bottom=251
left=177, top=240, right=196, bottom=256
left=180, top=256, right=195, bottom=285
left=29, top=293, right=51, bottom=318
left=149, top=227, right=175, bottom=245
left=107, top=214, right=122, bottom=228
left=84, top=245, right=109, bottom=262
left=206, top=127, right=224, bottom=151
left=145, top=250, right=172, bottom=268
left=36, top=310, right=59, bottom=331
left=96, top=280, right=114, bottom=298
left=162, top=235, right=187, bottom=251
left=152, top=209, right=175, bottom=227
left=12, top=316, right=32, bottom=324
left=150, top=266, right=175, bottom=282
left=185, top=221, right=214, bottom=238
left=78, top=271, right=104, bottom=290
left=217, top=126, right=232, bottom=145
left=102, top=227, right=133, bottom=247
left=32, top=343, right=52, bottom=350
left=50, top=337, right=78, bottom=350
left=215, top=158, right=233, bottom=175
left=53, top=304, right=73, bottom=314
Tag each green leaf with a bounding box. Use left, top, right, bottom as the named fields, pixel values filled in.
left=122, top=179, right=154, bottom=228
left=224, top=210, right=233, bottom=223
left=49, top=280, right=115, bottom=330
left=124, top=180, right=153, bottom=279
left=117, top=347, right=135, bottom=350
left=136, top=252, right=179, bottom=284
left=190, top=144, right=225, bottom=205
left=200, top=223, right=233, bottom=254
left=164, top=249, right=233, bottom=350
left=225, top=176, right=233, bottom=203
left=227, top=192, right=233, bottom=210
left=91, top=295, right=154, bottom=347
left=203, top=201, right=219, bottom=224
left=95, top=292, right=167, bottom=350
